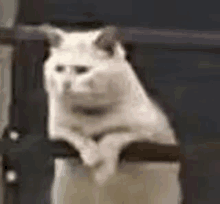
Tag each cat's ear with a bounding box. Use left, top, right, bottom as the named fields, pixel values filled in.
left=38, top=24, right=64, bottom=47
left=94, top=26, right=125, bottom=57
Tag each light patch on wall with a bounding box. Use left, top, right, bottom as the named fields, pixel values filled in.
left=198, top=61, right=220, bottom=69
left=174, top=86, right=187, bottom=101
left=209, top=14, right=220, bottom=22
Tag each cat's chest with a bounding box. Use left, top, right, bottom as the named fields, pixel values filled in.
left=54, top=103, right=129, bottom=137
left=50, top=95, right=163, bottom=139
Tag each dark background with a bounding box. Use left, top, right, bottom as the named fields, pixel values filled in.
left=10, top=0, right=220, bottom=203
left=17, top=0, right=220, bottom=30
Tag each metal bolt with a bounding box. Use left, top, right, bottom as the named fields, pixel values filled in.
left=9, top=131, right=19, bottom=141
left=6, top=170, right=18, bottom=183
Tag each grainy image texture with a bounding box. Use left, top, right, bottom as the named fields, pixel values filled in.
left=40, top=24, right=181, bottom=204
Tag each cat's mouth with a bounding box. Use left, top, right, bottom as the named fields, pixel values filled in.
left=71, top=106, right=110, bottom=116
left=65, top=91, right=106, bottom=100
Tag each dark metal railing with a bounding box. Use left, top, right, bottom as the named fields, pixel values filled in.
left=2, top=25, right=220, bottom=47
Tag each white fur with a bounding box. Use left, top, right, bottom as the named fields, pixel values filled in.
left=42, top=25, right=179, bottom=203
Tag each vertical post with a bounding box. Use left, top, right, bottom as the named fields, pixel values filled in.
left=2, top=27, right=54, bottom=204
left=0, top=29, right=14, bottom=204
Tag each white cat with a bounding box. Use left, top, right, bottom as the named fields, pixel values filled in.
left=39, top=23, right=179, bottom=200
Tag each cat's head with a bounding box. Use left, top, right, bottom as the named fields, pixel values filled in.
left=40, top=24, right=132, bottom=106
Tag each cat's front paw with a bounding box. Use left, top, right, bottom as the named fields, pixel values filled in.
left=92, top=159, right=118, bottom=186
left=80, top=140, right=103, bottom=167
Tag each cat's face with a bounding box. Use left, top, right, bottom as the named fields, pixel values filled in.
left=41, top=25, right=131, bottom=106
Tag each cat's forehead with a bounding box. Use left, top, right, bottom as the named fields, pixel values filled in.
left=53, top=50, right=99, bottom=65
left=50, top=32, right=111, bottom=63
left=60, top=30, right=101, bottom=49
left=47, top=28, right=124, bottom=64
left=51, top=46, right=107, bottom=65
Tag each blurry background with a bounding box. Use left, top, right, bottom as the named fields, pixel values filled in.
left=1, top=0, right=220, bottom=203
left=16, top=0, right=220, bottom=31
left=0, top=0, right=17, bottom=203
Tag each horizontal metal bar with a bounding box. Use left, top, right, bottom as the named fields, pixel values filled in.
left=0, top=138, right=179, bottom=162
left=48, top=139, right=220, bottom=162
left=49, top=141, right=180, bottom=162
left=2, top=136, right=220, bottom=162
left=1, top=25, right=220, bottom=48
left=0, top=27, right=14, bottom=44
left=121, top=27, right=220, bottom=47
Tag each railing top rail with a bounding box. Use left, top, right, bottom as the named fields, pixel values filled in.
left=1, top=25, right=220, bottom=48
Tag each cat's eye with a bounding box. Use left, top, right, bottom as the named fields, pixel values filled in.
left=56, top=65, right=65, bottom=72
left=75, top=66, right=89, bottom=74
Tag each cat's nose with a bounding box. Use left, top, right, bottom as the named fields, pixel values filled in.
left=64, top=81, right=71, bottom=91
